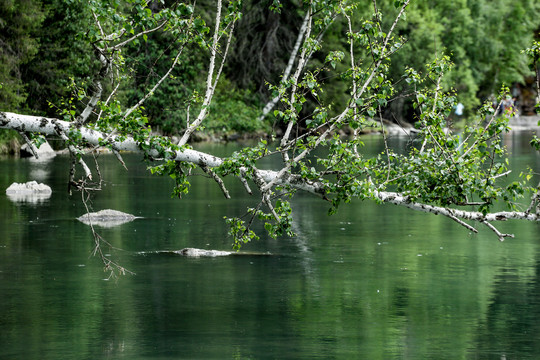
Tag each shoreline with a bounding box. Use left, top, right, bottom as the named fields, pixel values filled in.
left=507, top=115, right=540, bottom=131
left=1, top=115, right=539, bottom=156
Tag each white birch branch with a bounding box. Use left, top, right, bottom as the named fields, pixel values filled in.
left=355, top=0, right=410, bottom=101
left=258, top=10, right=311, bottom=122
left=266, top=1, right=410, bottom=191
left=342, top=9, right=361, bottom=157
left=279, top=8, right=312, bottom=164
left=2, top=111, right=539, bottom=234
left=482, top=221, right=514, bottom=241
left=18, top=131, right=39, bottom=159
left=375, top=189, right=540, bottom=233
left=0, top=112, right=324, bottom=195
left=201, top=164, right=230, bottom=199
left=75, top=51, right=109, bottom=126
left=178, top=0, right=226, bottom=146
left=56, top=130, right=93, bottom=180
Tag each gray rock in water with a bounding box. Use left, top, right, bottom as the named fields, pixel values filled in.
left=174, top=248, right=233, bottom=257
left=172, top=248, right=273, bottom=257
left=77, top=209, right=138, bottom=228
left=6, top=180, right=52, bottom=194
left=6, top=181, right=52, bottom=203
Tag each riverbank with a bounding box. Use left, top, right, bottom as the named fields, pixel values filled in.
left=1, top=115, right=539, bottom=156
left=507, top=114, right=540, bottom=130
left=0, top=130, right=22, bottom=155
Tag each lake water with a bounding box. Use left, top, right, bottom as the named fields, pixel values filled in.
left=1, top=131, right=540, bottom=359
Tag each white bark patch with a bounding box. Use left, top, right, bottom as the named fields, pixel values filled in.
left=376, top=190, right=540, bottom=222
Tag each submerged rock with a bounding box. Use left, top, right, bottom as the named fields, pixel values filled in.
left=6, top=181, right=52, bottom=203
left=174, top=248, right=233, bottom=257
left=77, top=209, right=138, bottom=228
left=136, top=248, right=274, bottom=258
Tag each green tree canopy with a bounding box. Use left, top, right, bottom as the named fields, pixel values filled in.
left=0, top=0, right=45, bottom=110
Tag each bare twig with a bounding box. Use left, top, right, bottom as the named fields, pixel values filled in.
left=96, top=82, right=120, bottom=123
left=482, top=221, right=514, bottom=242
left=111, top=21, right=168, bottom=51
left=458, top=101, right=503, bottom=158
left=419, top=73, right=442, bottom=153
left=55, top=128, right=93, bottom=181
left=18, top=131, right=39, bottom=159
left=80, top=188, right=135, bottom=278
left=239, top=170, right=253, bottom=195
left=123, top=45, right=185, bottom=121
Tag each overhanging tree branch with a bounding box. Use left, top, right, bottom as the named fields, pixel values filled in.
left=2, top=0, right=539, bottom=261
left=2, top=110, right=538, bottom=237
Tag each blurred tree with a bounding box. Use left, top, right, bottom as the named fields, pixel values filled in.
left=22, top=0, right=96, bottom=115
left=0, top=0, right=45, bottom=110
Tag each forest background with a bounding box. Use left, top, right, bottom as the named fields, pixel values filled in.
left=1, top=0, right=539, bottom=152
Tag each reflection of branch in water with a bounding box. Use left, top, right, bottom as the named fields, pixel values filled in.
left=80, top=189, right=135, bottom=279
left=289, top=217, right=320, bottom=293
left=75, top=156, right=135, bottom=279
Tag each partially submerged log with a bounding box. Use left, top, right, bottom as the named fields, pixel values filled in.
left=77, top=209, right=138, bottom=228
left=138, top=248, right=273, bottom=257
left=5, top=180, right=52, bottom=203
left=174, top=248, right=233, bottom=257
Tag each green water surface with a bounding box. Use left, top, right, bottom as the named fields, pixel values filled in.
left=1, top=132, right=540, bottom=359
